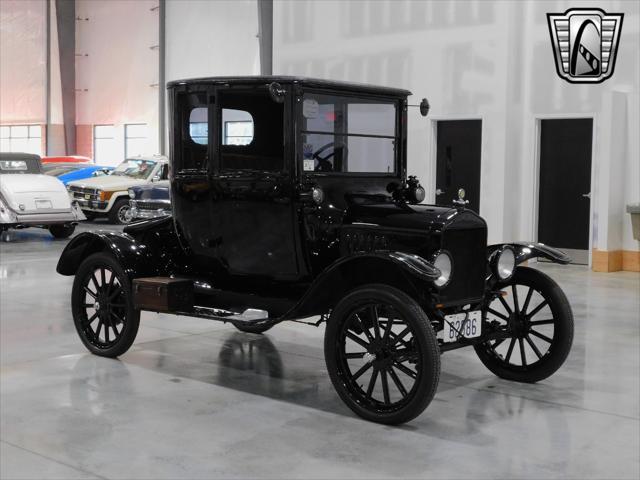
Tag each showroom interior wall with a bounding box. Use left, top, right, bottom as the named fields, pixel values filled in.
left=273, top=0, right=640, bottom=270
left=75, top=0, right=160, bottom=165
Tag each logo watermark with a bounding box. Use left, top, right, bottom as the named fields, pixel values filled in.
left=547, top=8, right=623, bottom=84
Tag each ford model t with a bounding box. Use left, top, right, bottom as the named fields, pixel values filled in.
left=57, top=77, right=573, bottom=424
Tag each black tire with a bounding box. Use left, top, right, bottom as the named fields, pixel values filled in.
left=83, top=211, right=97, bottom=221
left=474, top=266, right=573, bottom=383
left=325, top=284, right=440, bottom=425
left=109, top=198, right=132, bottom=225
left=49, top=223, right=76, bottom=239
left=233, top=322, right=274, bottom=334
left=72, top=252, right=140, bottom=358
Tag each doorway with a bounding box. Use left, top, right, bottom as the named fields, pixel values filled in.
left=537, top=118, right=593, bottom=265
left=435, top=120, right=482, bottom=212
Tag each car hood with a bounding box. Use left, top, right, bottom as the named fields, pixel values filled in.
left=345, top=202, right=486, bottom=232
left=68, top=175, right=148, bottom=191
left=131, top=181, right=170, bottom=200
left=0, top=174, right=72, bottom=212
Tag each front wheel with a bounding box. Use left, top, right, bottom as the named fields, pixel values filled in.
left=109, top=198, right=132, bottom=225
left=474, top=266, right=573, bottom=383
left=72, top=252, right=140, bottom=357
left=325, top=284, right=440, bottom=425
left=49, top=223, right=75, bottom=239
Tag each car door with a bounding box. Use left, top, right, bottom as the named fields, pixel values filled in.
left=210, top=85, right=300, bottom=280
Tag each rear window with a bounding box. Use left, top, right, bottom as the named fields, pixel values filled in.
left=0, top=160, right=41, bottom=174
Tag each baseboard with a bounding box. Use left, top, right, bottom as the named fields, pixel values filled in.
left=592, top=249, right=640, bottom=272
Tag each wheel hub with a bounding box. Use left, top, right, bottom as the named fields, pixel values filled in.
left=508, top=312, right=529, bottom=338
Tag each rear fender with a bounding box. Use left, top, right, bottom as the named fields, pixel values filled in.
left=488, top=242, right=571, bottom=266
left=56, top=231, right=154, bottom=277
left=283, top=251, right=441, bottom=319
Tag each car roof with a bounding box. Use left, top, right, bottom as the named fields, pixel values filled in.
left=167, top=76, right=411, bottom=97
left=0, top=152, right=41, bottom=161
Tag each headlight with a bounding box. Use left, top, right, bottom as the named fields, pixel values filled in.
left=432, top=250, right=453, bottom=287
left=128, top=189, right=135, bottom=199
left=494, top=246, right=516, bottom=281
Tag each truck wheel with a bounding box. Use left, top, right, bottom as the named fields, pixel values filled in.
left=325, top=284, right=440, bottom=425
left=109, top=198, right=132, bottom=225
left=49, top=224, right=76, bottom=239
left=71, top=252, right=140, bottom=358
left=474, top=266, right=573, bottom=383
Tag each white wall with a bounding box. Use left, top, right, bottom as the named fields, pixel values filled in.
left=165, top=0, right=259, bottom=82
left=75, top=0, right=160, bottom=164
left=0, top=0, right=46, bottom=124
left=274, top=0, right=640, bottom=254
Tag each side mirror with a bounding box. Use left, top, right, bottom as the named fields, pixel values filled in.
left=419, top=98, right=430, bottom=117
left=268, top=82, right=286, bottom=103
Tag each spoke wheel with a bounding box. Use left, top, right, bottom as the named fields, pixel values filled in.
left=72, top=252, right=140, bottom=357
left=109, top=198, right=132, bottom=225
left=475, top=266, right=573, bottom=383
left=325, top=284, right=440, bottom=425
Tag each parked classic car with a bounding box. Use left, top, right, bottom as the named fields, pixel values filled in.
left=66, top=155, right=169, bottom=224
left=57, top=77, right=574, bottom=424
left=0, top=152, right=85, bottom=238
left=43, top=162, right=113, bottom=186
left=128, top=180, right=171, bottom=220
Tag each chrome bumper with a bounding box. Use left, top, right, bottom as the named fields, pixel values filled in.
left=1, top=202, right=86, bottom=226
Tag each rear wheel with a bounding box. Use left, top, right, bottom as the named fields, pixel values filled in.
left=474, top=267, right=573, bottom=383
left=109, top=198, right=132, bottom=225
left=72, top=252, right=140, bottom=357
left=49, top=223, right=75, bottom=239
left=325, top=284, right=440, bottom=425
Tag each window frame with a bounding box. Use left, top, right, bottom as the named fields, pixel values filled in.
left=296, top=89, right=403, bottom=178
left=93, top=124, right=116, bottom=165
left=0, top=124, right=42, bottom=156
left=124, top=123, right=148, bottom=158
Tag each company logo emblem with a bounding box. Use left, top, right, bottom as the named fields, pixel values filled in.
left=547, top=8, right=623, bottom=84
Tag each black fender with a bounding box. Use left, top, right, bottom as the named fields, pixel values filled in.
left=56, top=217, right=182, bottom=277
left=56, top=231, right=156, bottom=277
left=282, top=251, right=441, bottom=319
left=488, top=242, right=571, bottom=266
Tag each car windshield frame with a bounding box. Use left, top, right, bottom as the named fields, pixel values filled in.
left=298, top=89, right=401, bottom=177
left=110, top=159, right=158, bottom=180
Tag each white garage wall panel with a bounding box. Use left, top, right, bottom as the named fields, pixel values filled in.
left=0, top=0, right=46, bottom=125
left=273, top=0, right=640, bottom=257
left=165, top=0, right=260, bottom=82
left=75, top=0, right=159, bottom=164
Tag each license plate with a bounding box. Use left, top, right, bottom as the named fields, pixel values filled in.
left=84, top=194, right=91, bottom=199
left=35, top=199, right=52, bottom=209
left=443, top=311, right=482, bottom=343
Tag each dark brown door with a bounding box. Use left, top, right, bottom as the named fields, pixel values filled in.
left=435, top=120, right=482, bottom=212
left=538, top=118, right=592, bottom=264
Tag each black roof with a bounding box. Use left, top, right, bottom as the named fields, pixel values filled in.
left=0, top=152, right=41, bottom=161
left=166, top=76, right=412, bottom=97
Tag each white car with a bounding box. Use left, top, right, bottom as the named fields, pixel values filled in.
left=67, top=155, right=169, bottom=224
left=0, top=152, right=85, bottom=238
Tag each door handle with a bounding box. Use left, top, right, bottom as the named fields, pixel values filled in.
left=436, top=188, right=445, bottom=196
left=582, top=193, right=591, bottom=199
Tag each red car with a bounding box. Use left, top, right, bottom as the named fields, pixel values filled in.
left=41, top=155, right=92, bottom=164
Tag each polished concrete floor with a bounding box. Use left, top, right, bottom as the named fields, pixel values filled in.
left=1, top=223, right=639, bottom=479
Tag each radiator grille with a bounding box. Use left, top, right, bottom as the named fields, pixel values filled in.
left=439, top=227, right=487, bottom=303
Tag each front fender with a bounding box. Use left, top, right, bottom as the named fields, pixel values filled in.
left=283, top=251, right=441, bottom=319
left=56, top=231, right=155, bottom=277
left=488, top=242, right=571, bottom=265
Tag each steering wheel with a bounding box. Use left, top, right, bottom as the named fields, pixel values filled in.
left=312, top=141, right=348, bottom=172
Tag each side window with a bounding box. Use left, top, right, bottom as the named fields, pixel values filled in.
left=175, top=91, right=209, bottom=171
left=219, top=91, right=284, bottom=172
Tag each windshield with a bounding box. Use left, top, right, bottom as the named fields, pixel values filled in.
left=42, top=164, right=84, bottom=176
left=111, top=159, right=157, bottom=179
left=300, top=93, right=398, bottom=174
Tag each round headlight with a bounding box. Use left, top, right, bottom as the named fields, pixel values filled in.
left=496, top=247, right=516, bottom=280
left=312, top=187, right=324, bottom=205
left=128, top=189, right=135, bottom=199
left=433, top=250, right=453, bottom=287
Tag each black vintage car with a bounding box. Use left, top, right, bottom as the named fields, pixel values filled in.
left=57, top=77, right=573, bottom=424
